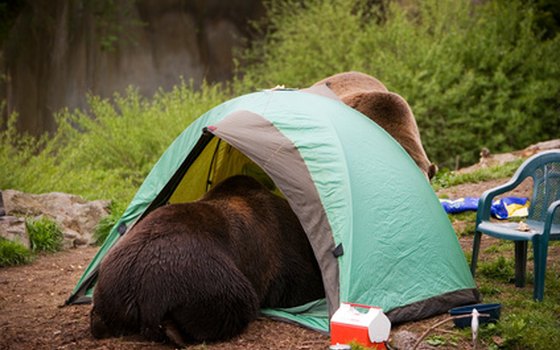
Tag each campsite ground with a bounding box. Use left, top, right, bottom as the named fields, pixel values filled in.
left=0, top=178, right=554, bottom=350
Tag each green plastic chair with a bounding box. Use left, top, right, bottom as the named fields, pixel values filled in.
left=470, top=150, right=560, bottom=301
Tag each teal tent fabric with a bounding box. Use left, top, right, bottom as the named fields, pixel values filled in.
left=68, top=88, right=478, bottom=333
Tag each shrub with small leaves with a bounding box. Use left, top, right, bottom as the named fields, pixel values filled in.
left=26, top=217, right=63, bottom=253
left=0, top=82, right=228, bottom=208
left=94, top=209, right=124, bottom=245
left=0, top=238, right=33, bottom=267
left=240, top=0, right=560, bottom=168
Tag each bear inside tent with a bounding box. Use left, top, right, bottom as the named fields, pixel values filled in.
left=67, top=84, right=479, bottom=334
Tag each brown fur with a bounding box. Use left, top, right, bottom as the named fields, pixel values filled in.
left=313, top=71, right=437, bottom=179
left=91, top=175, right=324, bottom=345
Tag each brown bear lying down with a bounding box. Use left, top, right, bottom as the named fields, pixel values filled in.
left=313, top=71, right=437, bottom=180
left=90, top=175, right=324, bottom=345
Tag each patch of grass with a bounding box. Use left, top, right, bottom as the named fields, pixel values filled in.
left=432, top=159, right=525, bottom=191
left=93, top=203, right=124, bottom=245
left=478, top=256, right=515, bottom=282
left=473, top=257, right=560, bottom=349
left=477, top=283, right=502, bottom=297
left=93, top=215, right=116, bottom=246
left=448, top=269, right=560, bottom=350
left=463, top=251, right=472, bottom=265
left=93, top=212, right=122, bottom=246
left=426, top=334, right=460, bottom=347
left=448, top=211, right=477, bottom=237
left=483, top=240, right=513, bottom=254
left=0, top=238, right=33, bottom=267
left=449, top=211, right=477, bottom=223
left=494, top=303, right=560, bottom=350
left=1, top=217, right=65, bottom=266
left=26, top=216, right=63, bottom=253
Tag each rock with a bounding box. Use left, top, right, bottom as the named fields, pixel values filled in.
left=0, top=190, right=5, bottom=216
left=478, top=147, right=520, bottom=168
left=0, top=216, right=30, bottom=249
left=3, top=1, right=265, bottom=136
left=518, top=139, right=560, bottom=157
left=390, top=330, right=436, bottom=350
left=72, top=237, right=89, bottom=248
left=1, top=190, right=110, bottom=249
left=458, top=138, right=560, bottom=174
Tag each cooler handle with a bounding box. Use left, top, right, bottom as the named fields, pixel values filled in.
left=343, top=302, right=382, bottom=311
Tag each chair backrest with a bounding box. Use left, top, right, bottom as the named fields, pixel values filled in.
left=523, top=151, right=560, bottom=224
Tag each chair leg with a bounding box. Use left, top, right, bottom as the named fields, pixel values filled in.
left=514, top=241, right=528, bottom=288
left=532, top=237, right=549, bottom=301
left=471, top=231, right=482, bottom=277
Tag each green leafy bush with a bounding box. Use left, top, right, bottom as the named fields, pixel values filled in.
left=0, top=238, right=33, bottom=267
left=26, top=217, right=63, bottom=253
left=0, top=113, right=55, bottom=193
left=1, top=0, right=558, bottom=203
left=93, top=202, right=124, bottom=245
left=0, top=82, right=228, bottom=207
left=93, top=215, right=115, bottom=246
left=240, top=0, right=560, bottom=168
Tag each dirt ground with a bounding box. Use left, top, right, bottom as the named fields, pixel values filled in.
left=0, top=178, right=536, bottom=350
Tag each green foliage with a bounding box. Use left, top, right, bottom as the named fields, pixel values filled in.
left=89, top=0, right=145, bottom=52
left=1, top=2, right=559, bottom=346
left=240, top=0, right=560, bottom=167
left=484, top=240, right=514, bottom=254
left=0, top=113, right=56, bottom=194
left=449, top=211, right=477, bottom=224
left=0, top=82, right=228, bottom=208
left=477, top=283, right=502, bottom=297
left=530, top=0, right=560, bottom=40
left=0, top=238, right=33, bottom=267
left=93, top=216, right=115, bottom=246
left=93, top=203, right=124, bottom=245
left=425, top=334, right=459, bottom=347
left=26, top=217, right=63, bottom=253
left=493, top=303, right=560, bottom=350
left=441, top=270, right=560, bottom=349
left=478, top=256, right=515, bottom=282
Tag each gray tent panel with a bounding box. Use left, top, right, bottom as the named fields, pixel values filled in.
left=210, top=110, right=340, bottom=317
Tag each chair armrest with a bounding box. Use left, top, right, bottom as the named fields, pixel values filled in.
left=476, top=179, right=522, bottom=224
left=543, top=199, right=560, bottom=239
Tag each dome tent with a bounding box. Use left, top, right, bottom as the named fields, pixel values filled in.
left=67, top=85, right=479, bottom=332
